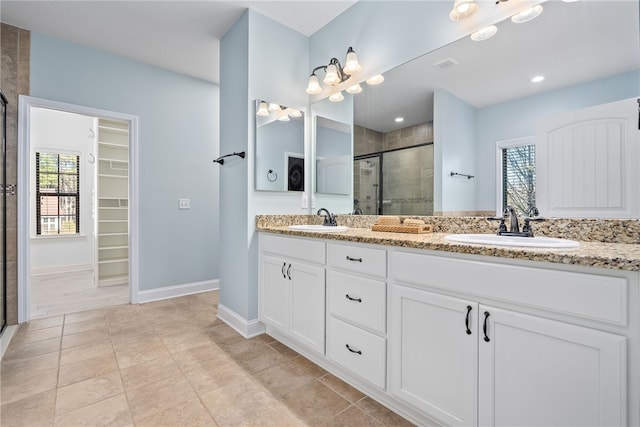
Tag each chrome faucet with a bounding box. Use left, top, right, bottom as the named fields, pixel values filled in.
left=317, top=208, right=337, bottom=226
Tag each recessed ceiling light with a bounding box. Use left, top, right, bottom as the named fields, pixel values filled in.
left=531, top=75, right=545, bottom=83
left=471, top=25, right=498, bottom=42
left=395, top=117, right=404, bottom=123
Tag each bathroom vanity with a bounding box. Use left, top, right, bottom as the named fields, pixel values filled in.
left=257, top=221, right=640, bottom=426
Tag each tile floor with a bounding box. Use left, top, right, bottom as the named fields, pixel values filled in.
left=1, top=291, right=416, bottom=426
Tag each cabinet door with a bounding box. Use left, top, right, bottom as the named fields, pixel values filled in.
left=260, top=255, right=288, bottom=332
left=479, top=306, right=627, bottom=426
left=290, top=263, right=326, bottom=354
left=390, top=285, right=478, bottom=426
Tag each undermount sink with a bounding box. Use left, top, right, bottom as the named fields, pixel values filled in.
left=288, top=224, right=349, bottom=233
left=444, top=233, right=580, bottom=249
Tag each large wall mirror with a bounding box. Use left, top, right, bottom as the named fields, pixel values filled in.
left=254, top=100, right=305, bottom=192
left=315, top=1, right=639, bottom=217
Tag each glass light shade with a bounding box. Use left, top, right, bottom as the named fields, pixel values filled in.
left=511, top=5, right=543, bottom=23
left=343, top=49, right=362, bottom=75
left=278, top=114, right=290, bottom=121
left=346, top=84, right=363, bottom=94
left=471, top=25, right=498, bottom=41
left=285, top=108, right=302, bottom=118
left=329, top=91, right=344, bottom=102
left=268, top=103, right=281, bottom=112
left=366, top=74, right=385, bottom=85
left=449, top=0, right=478, bottom=21
left=256, top=101, right=270, bottom=116
left=306, top=74, right=322, bottom=95
left=323, top=64, right=341, bottom=86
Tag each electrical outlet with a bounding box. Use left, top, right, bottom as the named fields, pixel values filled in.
left=178, top=198, right=190, bottom=210
left=301, top=194, right=309, bottom=209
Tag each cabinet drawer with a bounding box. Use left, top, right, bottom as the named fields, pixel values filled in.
left=327, top=317, right=386, bottom=388
left=328, top=243, right=386, bottom=278
left=328, top=270, right=386, bottom=333
left=392, top=251, right=628, bottom=326
left=261, top=233, right=325, bottom=264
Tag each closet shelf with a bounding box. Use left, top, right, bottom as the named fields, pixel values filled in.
left=98, top=141, right=128, bottom=148
left=98, top=258, right=129, bottom=265
left=99, top=245, right=128, bottom=251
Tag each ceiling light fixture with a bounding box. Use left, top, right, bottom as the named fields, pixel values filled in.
left=395, top=117, right=404, bottom=123
left=306, top=47, right=361, bottom=96
left=449, top=0, right=479, bottom=21
left=256, top=101, right=301, bottom=120
left=471, top=25, right=498, bottom=41
left=511, top=4, right=543, bottom=23
left=346, top=84, right=363, bottom=94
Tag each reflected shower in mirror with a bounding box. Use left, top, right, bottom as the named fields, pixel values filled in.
left=315, top=116, right=352, bottom=195
left=254, top=100, right=305, bottom=192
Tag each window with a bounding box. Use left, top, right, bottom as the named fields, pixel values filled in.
left=36, top=152, right=80, bottom=235
left=497, top=138, right=536, bottom=217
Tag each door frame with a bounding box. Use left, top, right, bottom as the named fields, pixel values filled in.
left=17, top=95, right=140, bottom=322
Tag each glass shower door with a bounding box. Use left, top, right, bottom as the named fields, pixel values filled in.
left=353, top=156, right=380, bottom=215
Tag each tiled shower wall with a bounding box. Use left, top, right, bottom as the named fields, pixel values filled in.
left=1, top=23, right=30, bottom=324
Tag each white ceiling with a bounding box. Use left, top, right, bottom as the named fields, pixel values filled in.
left=0, top=0, right=357, bottom=84
left=354, top=0, right=640, bottom=133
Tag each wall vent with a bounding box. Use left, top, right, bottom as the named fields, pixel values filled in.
left=433, top=58, right=459, bottom=70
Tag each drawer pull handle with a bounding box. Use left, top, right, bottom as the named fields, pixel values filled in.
left=345, top=294, right=362, bottom=303
left=345, top=344, right=362, bottom=355
left=286, top=264, right=292, bottom=280
left=281, top=262, right=287, bottom=279
left=346, top=256, right=363, bottom=262
left=465, top=305, right=472, bottom=335
left=483, top=311, right=490, bottom=342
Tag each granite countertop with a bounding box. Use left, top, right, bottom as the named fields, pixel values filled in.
left=257, top=218, right=640, bottom=272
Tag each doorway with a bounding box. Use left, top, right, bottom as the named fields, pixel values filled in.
left=17, top=96, right=139, bottom=322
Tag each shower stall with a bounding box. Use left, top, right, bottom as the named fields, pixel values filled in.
left=353, top=143, right=434, bottom=215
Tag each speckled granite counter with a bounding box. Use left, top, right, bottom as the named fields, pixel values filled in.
left=256, top=215, right=640, bottom=272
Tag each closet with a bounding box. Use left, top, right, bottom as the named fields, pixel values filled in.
left=95, top=118, right=129, bottom=286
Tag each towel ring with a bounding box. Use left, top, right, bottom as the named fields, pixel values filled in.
left=267, top=169, right=278, bottom=182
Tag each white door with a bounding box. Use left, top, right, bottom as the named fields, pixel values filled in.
left=390, top=285, right=478, bottom=426
left=478, top=306, right=627, bottom=426
left=259, top=255, right=288, bottom=332
left=536, top=97, right=639, bottom=218
left=289, top=262, right=325, bottom=354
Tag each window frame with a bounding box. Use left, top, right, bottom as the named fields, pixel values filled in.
left=495, top=136, right=535, bottom=216
left=35, top=151, right=81, bottom=236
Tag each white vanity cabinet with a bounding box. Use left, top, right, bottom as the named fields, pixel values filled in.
left=390, top=250, right=630, bottom=427
left=326, top=242, right=388, bottom=389
left=259, top=234, right=326, bottom=354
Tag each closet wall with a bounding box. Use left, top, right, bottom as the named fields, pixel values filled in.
left=0, top=23, right=30, bottom=325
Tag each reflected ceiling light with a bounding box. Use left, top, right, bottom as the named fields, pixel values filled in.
left=511, top=5, right=543, bottom=23
left=471, top=25, right=498, bottom=41
left=395, top=117, right=404, bottom=123
left=256, top=101, right=269, bottom=117
left=329, top=91, right=345, bottom=102
left=285, top=107, right=302, bottom=118
left=366, top=74, right=385, bottom=85
left=531, top=75, right=545, bottom=83
left=449, top=0, right=479, bottom=21
left=346, top=84, right=363, bottom=94
left=278, top=114, right=290, bottom=121
left=268, top=103, right=281, bottom=112
left=306, top=46, right=362, bottom=98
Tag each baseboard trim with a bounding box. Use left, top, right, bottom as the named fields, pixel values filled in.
left=217, top=303, right=265, bottom=339
left=0, top=325, right=19, bottom=361
left=137, top=279, right=219, bottom=304
left=31, top=263, right=93, bottom=276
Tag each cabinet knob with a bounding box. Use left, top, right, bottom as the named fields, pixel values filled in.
left=345, top=344, right=362, bottom=355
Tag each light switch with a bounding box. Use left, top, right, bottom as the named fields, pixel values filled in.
left=301, top=194, right=309, bottom=209
left=179, top=198, right=190, bottom=210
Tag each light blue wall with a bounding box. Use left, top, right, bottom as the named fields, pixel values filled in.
left=433, top=89, right=477, bottom=213
left=220, top=10, right=309, bottom=321
left=30, top=33, right=220, bottom=291
left=475, top=70, right=640, bottom=212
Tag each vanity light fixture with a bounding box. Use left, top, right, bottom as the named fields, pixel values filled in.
left=449, top=0, right=479, bottom=21
left=511, top=4, right=543, bottom=23
left=329, top=91, right=345, bottom=102
left=256, top=101, right=270, bottom=116
left=256, top=101, right=301, bottom=120
left=306, top=47, right=361, bottom=95
left=366, top=74, right=385, bottom=85
left=346, top=83, right=363, bottom=94
left=471, top=25, right=498, bottom=41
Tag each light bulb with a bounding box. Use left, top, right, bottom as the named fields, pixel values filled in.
left=306, top=74, right=322, bottom=95
left=323, top=64, right=341, bottom=86
left=449, top=0, right=478, bottom=21
left=366, top=74, right=385, bottom=85
left=268, top=103, right=281, bottom=112
left=511, top=5, right=543, bottom=23
left=329, top=91, right=344, bottom=102
left=256, top=101, right=269, bottom=116
left=343, top=47, right=361, bottom=75
left=471, top=25, right=498, bottom=41
left=346, top=84, right=363, bottom=94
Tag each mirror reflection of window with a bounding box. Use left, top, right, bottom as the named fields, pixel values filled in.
left=315, top=117, right=352, bottom=195
left=497, top=138, right=536, bottom=217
